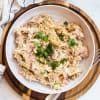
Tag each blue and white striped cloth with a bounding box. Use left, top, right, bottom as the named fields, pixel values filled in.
left=0, top=0, right=43, bottom=26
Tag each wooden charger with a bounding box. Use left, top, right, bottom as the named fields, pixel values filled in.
left=0, top=1, right=100, bottom=100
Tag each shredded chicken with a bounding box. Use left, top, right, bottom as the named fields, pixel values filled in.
left=13, top=15, right=88, bottom=90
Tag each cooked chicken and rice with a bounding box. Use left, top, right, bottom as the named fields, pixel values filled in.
left=13, top=15, right=88, bottom=90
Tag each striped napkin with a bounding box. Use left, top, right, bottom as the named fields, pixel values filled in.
left=0, top=0, right=43, bottom=79
left=0, top=0, right=43, bottom=25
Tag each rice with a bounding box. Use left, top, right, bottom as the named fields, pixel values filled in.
left=13, top=15, right=88, bottom=90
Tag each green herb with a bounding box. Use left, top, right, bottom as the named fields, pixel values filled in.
left=37, top=58, right=45, bottom=64
left=58, top=34, right=64, bottom=41
left=45, top=43, right=54, bottom=56
left=37, top=32, right=48, bottom=41
left=60, top=58, right=67, bottom=64
left=41, top=43, right=54, bottom=58
left=33, top=40, right=40, bottom=47
left=64, top=21, right=68, bottom=26
left=36, top=46, right=44, bottom=57
left=68, top=38, right=76, bottom=47
left=37, top=59, right=45, bottom=64
left=37, top=32, right=43, bottom=39
left=48, top=61, right=59, bottom=70
left=42, top=35, right=48, bottom=41
left=35, top=43, right=54, bottom=58
left=43, top=51, right=49, bottom=58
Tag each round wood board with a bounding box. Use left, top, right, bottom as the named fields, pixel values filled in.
left=1, top=1, right=100, bottom=100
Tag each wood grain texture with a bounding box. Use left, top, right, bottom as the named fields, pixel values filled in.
left=1, top=1, right=100, bottom=100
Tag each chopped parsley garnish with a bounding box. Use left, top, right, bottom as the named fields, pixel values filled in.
left=60, top=58, right=67, bottom=64
left=45, top=43, right=54, bottom=56
left=35, top=43, right=54, bottom=58
left=36, top=32, right=48, bottom=41
left=35, top=46, right=45, bottom=57
left=68, top=38, right=76, bottom=47
left=35, top=32, right=68, bottom=70
left=43, top=51, right=49, bottom=58
left=33, top=40, right=40, bottom=47
left=37, top=58, right=46, bottom=64
left=48, top=58, right=67, bottom=70
left=58, top=34, right=64, bottom=41
left=37, top=32, right=43, bottom=39
left=42, top=35, right=48, bottom=41
left=48, top=61, right=59, bottom=70
left=64, top=21, right=68, bottom=26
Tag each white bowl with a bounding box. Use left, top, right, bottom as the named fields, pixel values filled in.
left=5, top=5, right=95, bottom=94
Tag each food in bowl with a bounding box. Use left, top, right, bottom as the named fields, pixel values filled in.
left=13, top=15, right=88, bottom=90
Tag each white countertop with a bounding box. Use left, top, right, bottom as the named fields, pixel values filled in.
left=0, top=0, right=100, bottom=100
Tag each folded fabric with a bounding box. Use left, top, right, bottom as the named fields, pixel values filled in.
left=0, top=0, right=43, bottom=26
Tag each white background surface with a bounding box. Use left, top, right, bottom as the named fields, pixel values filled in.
left=0, top=0, right=100, bottom=100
